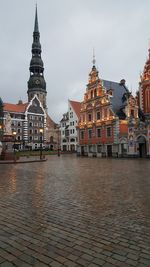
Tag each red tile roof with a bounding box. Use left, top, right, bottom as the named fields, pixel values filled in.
left=69, top=100, right=81, bottom=118
left=4, top=102, right=28, bottom=113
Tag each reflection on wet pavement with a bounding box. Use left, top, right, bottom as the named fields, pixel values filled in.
left=0, top=155, right=150, bottom=266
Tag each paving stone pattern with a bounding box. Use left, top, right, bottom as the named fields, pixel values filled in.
left=0, top=155, right=150, bottom=267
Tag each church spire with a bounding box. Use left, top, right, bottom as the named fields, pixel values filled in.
left=34, top=4, right=39, bottom=33
left=27, top=6, right=47, bottom=110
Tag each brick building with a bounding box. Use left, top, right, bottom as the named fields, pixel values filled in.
left=77, top=57, right=141, bottom=157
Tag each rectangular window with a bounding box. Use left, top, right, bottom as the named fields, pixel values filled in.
left=131, top=109, right=134, bottom=117
left=88, top=113, right=92, bottom=121
left=80, top=130, right=84, bottom=139
left=88, top=129, right=92, bottom=139
left=97, top=128, right=101, bottom=137
left=96, top=112, right=100, bottom=120
left=73, top=129, right=75, bottom=134
left=70, top=112, right=73, bottom=118
left=107, top=127, right=112, bottom=137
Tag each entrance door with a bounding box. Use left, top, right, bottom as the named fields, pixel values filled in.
left=139, top=143, right=146, bottom=158
left=81, top=146, right=84, bottom=156
left=138, top=136, right=147, bottom=158
left=70, top=144, right=75, bottom=151
left=63, top=145, right=67, bottom=151
left=107, top=145, right=112, bottom=157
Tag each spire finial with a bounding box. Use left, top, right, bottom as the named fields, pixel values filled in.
left=34, top=3, right=39, bottom=32
left=92, top=48, right=96, bottom=66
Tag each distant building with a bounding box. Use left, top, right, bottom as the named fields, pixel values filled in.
left=3, top=96, right=46, bottom=150
left=2, top=6, right=57, bottom=150
left=60, top=100, right=81, bottom=151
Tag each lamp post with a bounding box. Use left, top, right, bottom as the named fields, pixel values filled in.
left=12, top=131, right=17, bottom=162
left=39, top=128, right=43, bottom=160
left=0, top=125, right=3, bottom=141
left=57, top=126, right=60, bottom=157
left=0, top=125, right=3, bottom=158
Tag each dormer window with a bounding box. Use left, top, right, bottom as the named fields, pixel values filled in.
left=108, top=89, right=113, bottom=96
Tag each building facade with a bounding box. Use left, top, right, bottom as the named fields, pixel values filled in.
left=77, top=58, right=144, bottom=157
left=128, top=46, right=150, bottom=157
left=3, top=96, right=46, bottom=150
left=60, top=100, right=81, bottom=151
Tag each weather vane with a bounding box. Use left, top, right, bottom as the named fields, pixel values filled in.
left=92, top=48, right=96, bottom=66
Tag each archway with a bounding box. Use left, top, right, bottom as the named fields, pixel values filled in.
left=137, top=136, right=147, bottom=158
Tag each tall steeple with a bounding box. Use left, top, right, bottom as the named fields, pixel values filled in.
left=27, top=6, right=47, bottom=110
left=34, top=4, right=39, bottom=33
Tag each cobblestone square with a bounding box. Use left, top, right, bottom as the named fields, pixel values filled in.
left=0, top=155, right=150, bottom=266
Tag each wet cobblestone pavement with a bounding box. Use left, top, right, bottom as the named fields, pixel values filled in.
left=0, top=155, right=150, bottom=267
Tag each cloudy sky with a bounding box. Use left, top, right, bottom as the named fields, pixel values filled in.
left=0, top=0, right=150, bottom=122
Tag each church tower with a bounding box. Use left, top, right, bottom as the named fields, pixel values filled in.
left=27, top=6, right=47, bottom=110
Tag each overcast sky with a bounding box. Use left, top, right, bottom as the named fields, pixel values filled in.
left=0, top=0, right=150, bottom=122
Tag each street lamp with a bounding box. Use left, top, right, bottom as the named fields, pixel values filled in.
left=12, top=131, right=17, bottom=161
left=0, top=124, right=3, bottom=141
left=57, top=127, right=60, bottom=157
left=39, top=128, right=43, bottom=160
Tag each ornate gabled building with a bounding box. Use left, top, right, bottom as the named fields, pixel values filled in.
left=77, top=57, right=140, bottom=157
left=128, top=46, right=150, bottom=157
left=139, top=47, right=150, bottom=115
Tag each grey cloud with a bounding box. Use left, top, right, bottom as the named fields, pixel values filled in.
left=0, top=0, right=150, bottom=122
